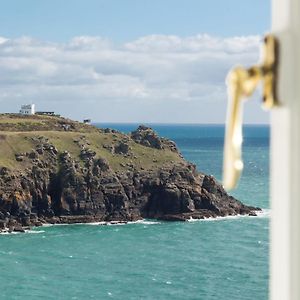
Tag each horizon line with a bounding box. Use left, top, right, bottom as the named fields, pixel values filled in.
left=92, top=122, right=270, bottom=126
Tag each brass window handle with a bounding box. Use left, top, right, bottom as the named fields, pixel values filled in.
left=223, top=34, right=279, bottom=190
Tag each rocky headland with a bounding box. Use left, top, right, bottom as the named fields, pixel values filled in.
left=0, top=114, right=260, bottom=233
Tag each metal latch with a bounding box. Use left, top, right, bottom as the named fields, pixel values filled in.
left=223, top=34, right=279, bottom=190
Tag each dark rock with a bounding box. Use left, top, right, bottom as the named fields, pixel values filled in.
left=131, top=125, right=181, bottom=154
left=94, top=157, right=110, bottom=172
left=114, top=142, right=130, bottom=155
left=15, top=157, right=23, bottom=162
left=0, top=220, right=6, bottom=229
left=80, top=149, right=96, bottom=161
left=103, top=144, right=114, bottom=153
left=131, top=125, right=164, bottom=149
left=158, top=214, right=187, bottom=221
left=28, top=151, right=38, bottom=159
left=104, top=128, right=119, bottom=134
left=36, top=147, right=44, bottom=155
left=13, top=225, right=26, bottom=233
left=0, top=167, right=9, bottom=176
left=104, top=128, right=112, bottom=133
left=248, top=211, right=257, bottom=217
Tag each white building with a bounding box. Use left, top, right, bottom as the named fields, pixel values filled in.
left=19, top=104, right=35, bottom=115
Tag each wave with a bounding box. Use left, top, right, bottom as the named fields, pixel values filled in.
left=0, top=231, right=20, bottom=235
left=25, top=229, right=45, bottom=234
left=135, top=220, right=161, bottom=225
left=187, top=209, right=270, bottom=222
left=40, top=219, right=162, bottom=227
left=83, top=219, right=161, bottom=226
left=0, top=229, right=45, bottom=235
left=255, top=209, right=270, bottom=218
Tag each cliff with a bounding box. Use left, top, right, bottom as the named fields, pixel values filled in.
left=0, top=114, right=259, bottom=232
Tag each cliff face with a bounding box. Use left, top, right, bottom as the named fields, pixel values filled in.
left=0, top=116, right=259, bottom=232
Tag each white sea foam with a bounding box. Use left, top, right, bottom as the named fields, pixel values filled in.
left=187, top=209, right=270, bottom=223
left=142, top=220, right=161, bottom=225
left=131, top=220, right=161, bottom=225
left=82, top=222, right=107, bottom=226
left=106, top=219, right=161, bottom=226
left=0, top=228, right=46, bottom=235
left=1, top=211, right=268, bottom=235
left=0, top=231, right=19, bottom=235
left=255, top=209, right=270, bottom=218
left=25, top=230, right=45, bottom=234
left=42, top=219, right=161, bottom=227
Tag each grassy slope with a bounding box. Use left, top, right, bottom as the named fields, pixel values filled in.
left=0, top=114, right=182, bottom=171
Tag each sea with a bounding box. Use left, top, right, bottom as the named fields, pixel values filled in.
left=0, top=124, right=269, bottom=300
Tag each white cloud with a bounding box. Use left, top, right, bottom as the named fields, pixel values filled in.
left=0, top=34, right=268, bottom=123
left=124, top=34, right=260, bottom=54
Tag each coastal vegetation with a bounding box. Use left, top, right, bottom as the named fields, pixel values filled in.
left=0, top=114, right=181, bottom=170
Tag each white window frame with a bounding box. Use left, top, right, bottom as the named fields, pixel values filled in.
left=271, top=0, right=300, bottom=299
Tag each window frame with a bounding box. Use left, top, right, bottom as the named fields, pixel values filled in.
left=270, top=0, right=300, bottom=299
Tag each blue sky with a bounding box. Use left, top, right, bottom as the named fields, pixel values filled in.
left=0, top=0, right=270, bottom=41
left=0, top=0, right=270, bottom=123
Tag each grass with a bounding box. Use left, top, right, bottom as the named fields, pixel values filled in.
left=0, top=119, right=45, bottom=124
left=0, top=114, right=98, bottom=133
left=0, top=115, right=182, bottom=171
left=0, top=133, right=35, bottom=169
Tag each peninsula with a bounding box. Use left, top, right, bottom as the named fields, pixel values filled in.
left=0, top=114, right=259, bottom=232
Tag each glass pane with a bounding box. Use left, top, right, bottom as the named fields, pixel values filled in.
left=0, top=1, right=270, bottom=299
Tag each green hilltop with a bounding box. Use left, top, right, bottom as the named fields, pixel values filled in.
left=0, top=114, right=182, bottom=171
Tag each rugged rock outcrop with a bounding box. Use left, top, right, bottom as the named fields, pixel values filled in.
left=0, top=118, right=260, bottom=232
left=131, top=125, right=180, bottom=154
left=0, top=154, right=259, bottom=232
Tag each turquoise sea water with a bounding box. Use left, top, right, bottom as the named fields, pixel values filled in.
left=0, top=124, right=269, bottom=300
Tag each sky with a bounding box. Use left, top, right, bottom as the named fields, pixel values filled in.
left=0, top=0, right=270, bottom=123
